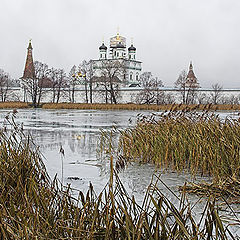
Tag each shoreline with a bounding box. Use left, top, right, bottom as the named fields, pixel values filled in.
left=1, top=102, right=240, bottom=111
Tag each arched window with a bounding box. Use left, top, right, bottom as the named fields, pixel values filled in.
left=130, top=72, right=133, bottom=80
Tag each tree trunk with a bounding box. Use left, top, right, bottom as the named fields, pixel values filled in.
left=89, top=79, right=93, bottom=103
left=72, top=86, right=75, bottom=103
left=105, top=86, right=108, bottom=104
left=84, top=79, right=88, bottom=103
left=110, top=85, right=117, bottom=104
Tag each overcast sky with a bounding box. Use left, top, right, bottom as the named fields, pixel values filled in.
left=0, top=0, right=239, bottom=88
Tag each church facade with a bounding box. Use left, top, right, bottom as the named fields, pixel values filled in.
left=91, top=32, right=142, bottom=87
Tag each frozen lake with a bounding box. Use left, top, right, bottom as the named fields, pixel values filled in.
left=0, top=108, right=239, bottom=235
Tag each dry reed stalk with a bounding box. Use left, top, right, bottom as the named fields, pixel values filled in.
left=0, top=110, right=238, bottom=239
left=42, top=103, right=240, bottom=111
left=0, top=102, right=30, bottom=109
left=100, top=109, right=240, bottom=198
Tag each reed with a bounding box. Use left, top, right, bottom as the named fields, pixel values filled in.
left=42, top=102, right=240, bottom=111
left=0, top=102, right=30, bottom=108
left=99, top=108, right=240, bottom=197
left=0, top=111, right=238, bottom=238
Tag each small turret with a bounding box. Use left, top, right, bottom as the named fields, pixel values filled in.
left=99, top=42, right=107, bottom=59
left=128, top=43, right=136, bottom=60
left=186, top=61, right=199, bottom=88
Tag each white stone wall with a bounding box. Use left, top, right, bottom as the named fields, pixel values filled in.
left=126, top=61, right=141, bottom=84
left=4, top=87, right=240, bottom=104
left=92, top=59, right=142, bottom=86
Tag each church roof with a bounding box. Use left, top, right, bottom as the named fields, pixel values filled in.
left=128, top=44, right=136, bottom=51
left=99, top=43, right=107, bottom=50
left=186, top=69, right=196, bottom=80
left=186, top=62, right=199, bottom=87
left=116, top=42, right=125, bottom=48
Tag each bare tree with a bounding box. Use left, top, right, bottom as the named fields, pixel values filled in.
left=136, top=72, right=164, bottom=104
left=21, top=61, right=50, bottom=107
left=78, top=60, right=89, bottom=103
left=88, top=60, right=95, bottom=103
left=50, top=68, right=67, bottom=103
left=0, top=69, right=10, bottom=102
left=68, top=65, right=78, bottom=103
left=175, top=70, right=187, bottom=104
left=197, top=92, right=208, bottom=104
left=79, top=60, right=95, bottom=103
left=96, top=60, right=125, bottom=104
left=210, top=83, right=223, bottom=104
left=175, top=70, right=199, bottom=104
left=165, top=93, right=176, bottom=104
left=220, top=94, right=239, bottom=105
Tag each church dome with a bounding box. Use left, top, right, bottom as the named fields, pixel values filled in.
left=99, top=43, right=107, bottom=50
left=116, top=42, right=125, bottom=48
left=128, top=44, right=136, bottom=51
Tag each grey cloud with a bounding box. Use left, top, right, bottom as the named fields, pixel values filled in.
left=0, top=0, right=239, bottom=87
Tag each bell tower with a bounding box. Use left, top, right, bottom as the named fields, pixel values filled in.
left=186, top=61, right=199, bottom=88
left=99, top=41, right=107, bottom=60
left=22, top=40, right=35, bottom=79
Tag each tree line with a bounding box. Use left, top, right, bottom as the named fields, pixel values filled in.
left=0, top=63, right=238, bottom=106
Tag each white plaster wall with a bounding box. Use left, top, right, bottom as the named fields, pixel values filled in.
left=4, top=87, right=240, bottom=104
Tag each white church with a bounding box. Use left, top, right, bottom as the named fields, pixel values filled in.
left=91, top=32, right=142, bottom=87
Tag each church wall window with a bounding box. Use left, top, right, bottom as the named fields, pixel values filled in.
left=130, top=72, right=133, bottom=80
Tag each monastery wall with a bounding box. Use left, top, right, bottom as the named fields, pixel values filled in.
left=5, top=87, right=240, bottom=104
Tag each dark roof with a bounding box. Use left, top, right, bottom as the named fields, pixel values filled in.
left=128, top=44, right=136, bottom=51
left=187, top=70, right=196, bottom=80
left=99, top=43, right=107, bottom=50
left=116, top=42, right=125, bottom=48
left=129, top=83, right=140, bottom=87
left=27, top=40, right=33, bottom=50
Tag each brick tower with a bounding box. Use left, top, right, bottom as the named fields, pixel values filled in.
left=186, top=62, right=199, bottom=88
left=22, top=40, right=35, bottom=79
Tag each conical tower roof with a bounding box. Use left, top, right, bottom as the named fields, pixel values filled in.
left=22, top=40, right=35, bottom=79
left=186, top=61, right=198, bottom=87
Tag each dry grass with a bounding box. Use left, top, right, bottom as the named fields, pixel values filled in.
left=0, top=111, right=238, bottom=239
left=0, top=102, right=30, bottom=108
left=100, top=108, right=240, bottom=198
left=0, top=102, right=240, bottom=111
left=42, top=102, right=240, bottom=111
